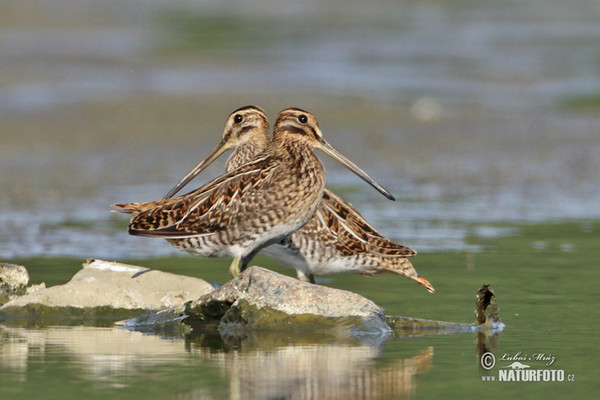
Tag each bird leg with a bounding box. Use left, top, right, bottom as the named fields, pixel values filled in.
left=229, top=256, right=242, bottom=277
left=297, top=271, right=317, bottom=284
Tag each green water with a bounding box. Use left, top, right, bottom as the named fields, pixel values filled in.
left=1, top=221, right=598, bottom=399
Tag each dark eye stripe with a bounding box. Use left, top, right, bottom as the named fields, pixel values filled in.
left=278, top=124, right=320, bottom=140
left=308, top=126, right=320, bottom=140
left=282, top=125, right=306, bottom=135
left=238, top=125, right=254, bottom=135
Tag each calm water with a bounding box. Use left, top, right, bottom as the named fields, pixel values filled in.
left=0, top=311, right=596, bottom=399
left=2, top=221, right=599, bottom=398
left=1, top=0, right=599, bottom=398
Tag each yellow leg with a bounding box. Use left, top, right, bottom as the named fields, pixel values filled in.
left=297, top=271, right=308, bottom=282
left=297, top=271, right=317, bottom=284
left=229, top=256, right=241, bottom=277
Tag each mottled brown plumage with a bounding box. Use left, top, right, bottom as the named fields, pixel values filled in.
left=113, top=106, right=394, bottom=278
left=162, top=107, right=434, bottom=292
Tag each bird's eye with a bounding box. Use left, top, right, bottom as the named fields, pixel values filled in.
left=234, top=114, right=243, bottom=124
left=298, top=115, right=308, bottom=124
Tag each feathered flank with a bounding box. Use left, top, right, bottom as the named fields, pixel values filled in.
left=145, top=106, right=433, bottom=292
left=112, top=107, right=395, bottom=280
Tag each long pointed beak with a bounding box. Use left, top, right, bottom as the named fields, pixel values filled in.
left=163, top=139, right=229, bottom=199
left=319, top=139, right=395, bottom=201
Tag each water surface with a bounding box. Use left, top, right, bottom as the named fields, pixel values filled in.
left=2, top=221, right=599, bottom=398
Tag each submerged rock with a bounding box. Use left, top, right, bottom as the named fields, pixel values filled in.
left=1, top=258, right=502, bottom=339
left=122, top=266, right=391, bottom=337
left=0, top=259, right=215, bottom=318
left=1, top=260, right=390, bottom=335
left=183, top=266, right=391, bottom=335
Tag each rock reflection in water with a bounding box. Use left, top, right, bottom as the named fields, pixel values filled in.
left=1, top=325, right=433, bottom=398
left=1, top=326, right=186, bottom=388
left=186, top=332, right=433, bottom=399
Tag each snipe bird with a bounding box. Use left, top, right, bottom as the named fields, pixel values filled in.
left=112, top=106, right=394, bottom=278
left=164, top=107, right=434, bottom=292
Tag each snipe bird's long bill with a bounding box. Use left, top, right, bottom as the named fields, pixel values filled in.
left=163, top=138, right=228, bottom=199
left=318, top=139, right=395, bottom=201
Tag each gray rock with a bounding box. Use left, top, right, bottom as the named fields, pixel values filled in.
left=183, top=266, right=391, bottom=335
left=0, top=259, right=215, bottom=316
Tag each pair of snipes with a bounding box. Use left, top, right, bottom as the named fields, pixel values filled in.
left=112, top=106, right=434, bottom=293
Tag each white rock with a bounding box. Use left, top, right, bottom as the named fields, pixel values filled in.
left=1, top=259, right=215, bottom=311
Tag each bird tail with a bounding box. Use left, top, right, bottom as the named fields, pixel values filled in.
left=412, top=275, right=435, bottom=294
left=384, top=257, right=435, bottom=293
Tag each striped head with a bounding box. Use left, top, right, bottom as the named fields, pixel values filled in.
left=273, top=107, right=395, bottom=201
left=163, top=105, right=269, bottom=198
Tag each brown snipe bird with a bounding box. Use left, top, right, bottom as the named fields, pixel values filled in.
left=112, top=106, right=394, bottom=277
left=163, top=106, right=434, bottom=292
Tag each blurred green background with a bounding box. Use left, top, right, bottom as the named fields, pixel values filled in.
left=1, top=0, right=599, bottom=260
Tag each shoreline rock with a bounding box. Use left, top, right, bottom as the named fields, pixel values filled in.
left=121, top=266, right=392, bottom=338
left=0, top=259, right=215, bottom=317
left=184, top=266, right=391, bottom=335
left=1, top=259, right=502, bottom=340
